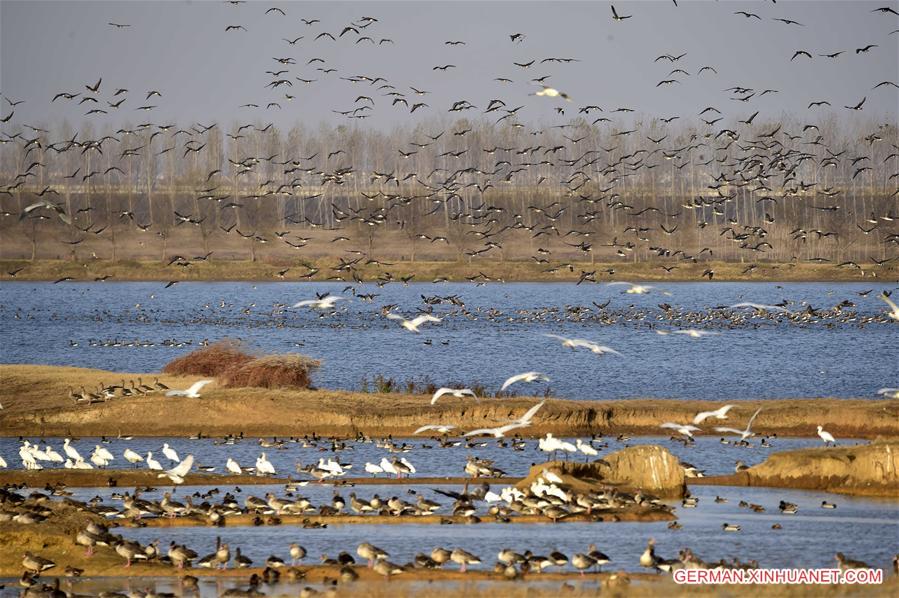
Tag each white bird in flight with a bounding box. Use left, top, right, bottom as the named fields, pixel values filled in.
left=430, top=387, right=477, bottom=405
left=544, top=334, right=621, bottom=356
left=660, top=422, right=702, bottom=438
left=501, top=371, right=550, bottom=391
left=693, top=404, right=735, bottom=425
left=413, top=423, right=457, bottom=435
left=608, top=282, right=654, bottom=294
left=386, top=312, right=442, bottom=332
left=464, top=401, right=545, bottom=437
left=159, top=454, right=193, bottom=484
left=165, top=379, right=212, bottom=398
left=534, top=86, right=571, bottom=101
left=879, top=293, right=899, bottom=320
left=292, top=294, right=343, bottom=310
left=877, top=388, right=899, bottom=399
left=715, top=408, right=762, bottom=440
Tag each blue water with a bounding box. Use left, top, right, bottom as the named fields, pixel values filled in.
left=1, top=281, right=897, bottom=400
left=0, top=435, right=863, bottom=479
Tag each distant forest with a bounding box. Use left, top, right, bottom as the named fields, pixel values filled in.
left=1, top=115, right=897, bottom=265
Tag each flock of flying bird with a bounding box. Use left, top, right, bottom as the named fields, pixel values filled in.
left=1, top=2, right=897, bottom=275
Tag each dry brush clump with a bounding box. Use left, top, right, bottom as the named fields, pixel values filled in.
left=163, top=341, right=320, bottom=389
left=162, top=340, right=253, bottom=377
left=221, top=354, right=320, bottom=389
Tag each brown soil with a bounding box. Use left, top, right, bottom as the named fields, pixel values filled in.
left=0, top=469, right=519, bottom=488
left=1, top=258, right=890, bottom=283
left=521, top=446, right=687, bottom=499
left=2, top=365, right=897, bottom=439
left=689, top=440, right=899, bottom=498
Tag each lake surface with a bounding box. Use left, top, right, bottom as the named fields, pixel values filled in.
left=0, top=435, right=863, bottom=478
left=1, top=281, right=897, bottom=400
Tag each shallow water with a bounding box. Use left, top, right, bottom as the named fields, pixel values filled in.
left=1, top=281, right=897, bottom=400
left=104, top=485, right=899, bottom=573
left=0, top=435, right=863, bottom=478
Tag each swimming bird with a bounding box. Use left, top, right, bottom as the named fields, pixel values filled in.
left=693, top=404, right=735, bottom=425
left=817, top=425, right=836, bottom=446
left=165, top=379, right=213, bottom=398
left=715, top=408, right=762, bottom=440
left=431, top=387, right=477, bottom=405
left=386, top=312, right=441, bottom=332
left=500, top=371, right=550, bottom=391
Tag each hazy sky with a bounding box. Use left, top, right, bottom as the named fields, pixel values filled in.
left=1, top=0, right=897, bottom=131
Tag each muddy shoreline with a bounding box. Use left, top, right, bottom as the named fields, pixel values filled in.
left=2, top=258, right=890, bottom=283
left=2, top=365, right=897, bottom=439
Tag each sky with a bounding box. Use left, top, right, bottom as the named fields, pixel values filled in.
left=1, top=0, right=897, bottom=132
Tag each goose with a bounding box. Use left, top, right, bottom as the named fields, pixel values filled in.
left=715, top=408, right=762, bottom=440
left=166, top=379, right=213, bottom=398
left=234, top=547, right=253, bottom=568
left=292, top=294, right=342, bottom=309
left=430, top=387, right=477, bottom=405
left=168, top=542, right=197, bottom=569
left=290, top=543, right=307, bottom=565
left=146, top=452, right=163, bottom=470
left=835, top=552, right=870, bottom=570
left=153, top=377, right=170, bottom=391
left=357, top=543, right=389, bottom=567
left=386, top=312, right=441, bottom=333
left=693, top=404, right=735, bottom=425
left=450, top=548, right=481, bottom=572
left=63, top=438, right=83, bottom=461
left=123, top=448, right=143, bottom=466
left=115, top=540, right=148, bottom=567
left=500, top=371, right=550, bottom=391
left=572, top=553, right=596, bottom=576
left=226, top=458, right=243, bottom=475
left=256, top=453, right=276, bottom=475
left=639, top=539, right=659, bottom=571
left=373, top=557, right=404, bottom=579
left=162, top=443, right=180, bottom=462
left=22, top=552, right=55, bottom=573
left=817, top=425, right=836, bottom=445
left=587, top=544, right=610, bottom=571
